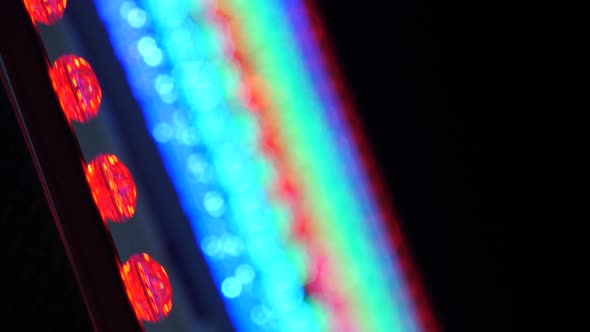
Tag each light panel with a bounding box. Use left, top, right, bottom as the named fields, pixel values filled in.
left=95, top=1, right=318, bottom=331
left=93, top=0, right=433, bottom=331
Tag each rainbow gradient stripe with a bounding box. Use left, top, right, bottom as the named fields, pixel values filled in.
left=94, top=0, right=432, bottom=331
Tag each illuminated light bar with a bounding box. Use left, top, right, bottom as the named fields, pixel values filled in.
left=36, top=4, right=174, bottom=325
left=121, top=253, right=173, bottom=323
left=1, top=2, right=146, bottom=330
left=92, top=0, right=436, bottom=331
left=85, top=154, right=137, bottom=223
left=207, top=0, right=434, bottom=331
left=23, top=0, right=67, bottom=25
left=203, top=3, right=353, bottom=331
left=207, top=1, right=390, bottom=330
left=95, top=1, right=319, bottom=331
left=50, top=54, right=102, bottom=123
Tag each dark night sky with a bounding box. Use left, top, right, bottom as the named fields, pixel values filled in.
left=1, top=0, right=587, bottom=331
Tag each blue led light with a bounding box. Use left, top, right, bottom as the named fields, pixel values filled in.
left=127, top=8, right=147, bottom=28
left=94, top=1, right=316, bottom=331
left=222, top=276, right=243, bottom=299
left=236, top=264, right=256, bottom=284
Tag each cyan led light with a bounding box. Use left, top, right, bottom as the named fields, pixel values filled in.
left=94, top=1, right=318, bottom=331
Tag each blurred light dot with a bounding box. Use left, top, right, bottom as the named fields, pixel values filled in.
left=235, top=264, right=255, bottom=284
left=220, top=233, right=242, bottom=256
left=121, top=253, right=172, bottom=322
left=85, top=154, right=136, bottom=223
left=154, top=75, right=174, bottom=95
left=160, top=91, right=178, bottom=104
left=119, top=1, right=135, bottom=19
left=203, top=191, right=224, bottom=217
left=187, top=154, right=207, bottom=174
left=24, top=0, right=67, bottom=25
left=50, top=54, right=102, bottom=123
left=174, top=128, right=187, bottom=143
left=152, top=123, right=173, bottom=142
left=144, top=48, right=163, bottom=67
left=137, top=36, right=157, bottom=57
left=183, top=130, right=199, bottom=145
left=221, top=277, right=242, bottom=299
left=251, top=306, right=272, bottom=326
left=172, top=110, right=189, bottom=126
left=187, top=154, right=212, bottom=183
left=127, top=8, right=146, bottom=28
left=201, top=236, right=221, bottom=257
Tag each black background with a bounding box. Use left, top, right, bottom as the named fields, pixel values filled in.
left=1, top=88, right=93, bottom=330
left=312, top=1, right=587, bottom=331
left=1, top=1, right=587, bottom=331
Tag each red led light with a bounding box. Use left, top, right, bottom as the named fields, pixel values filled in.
left=85, top=154, right=137, bottom=223
left=23, top=0, right=67, bottom=25
left=50, top=54, right=102, bottom=123
left=121, top=253, right=173, bottom=323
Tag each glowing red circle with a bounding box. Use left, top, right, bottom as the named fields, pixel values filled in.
left=121, top=253, right=173, bottom=323
left=85, top=154, right=137, bottom=223
left=23, top=0, right=67, bottom=25
left=50, top=55, right=102, bottom=123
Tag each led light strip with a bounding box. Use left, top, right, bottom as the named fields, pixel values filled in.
left=209, top=0, right=422, bottom=331
left=24, top=0, right=175, bottom=325
left=93, top=0, right=433, bottom=331
left=201, top=2, right=359, bottom=331
left=95, top=1, right=318, bottom=331
left=196, top=3, right=354, bottom=331
left=203, top=2, right=379, bottom=330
